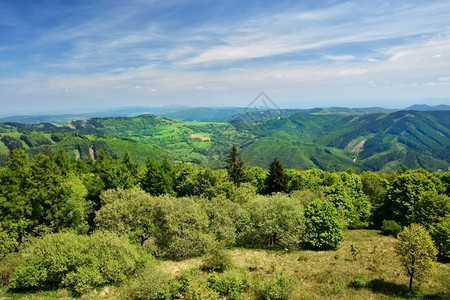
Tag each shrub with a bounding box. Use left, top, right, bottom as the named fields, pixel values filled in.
left=209, top=268, right=252, bottom=299
left=8, top=231, right=140, bottom=294
left=236, top=194, right=305, bottom=249
left=262, top=272, right=298, bottom=300
left=0, top=229, right=18, bottom=260
left=0, top=252, right=22, bottom=286
left=202, top=242, right=233, bottom=272
left=152, top=196, right=212, bottom=260
left=304, top=200, right=343, bottom=249
left=182, top=281, right=220, bottom=300
left=128, top=264, right=172, bottom=300
left=349, top=275, right=366, bottom=289
left=381, top=220, right=402, bottom=237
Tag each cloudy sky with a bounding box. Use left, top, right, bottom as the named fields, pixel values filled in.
left=1, top=0, right=449, bottom=114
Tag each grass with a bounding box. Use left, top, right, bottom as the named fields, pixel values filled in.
left=2, top=230, right=447, bottom=299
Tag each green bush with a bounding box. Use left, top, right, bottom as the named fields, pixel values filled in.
left=236, top=194, right=305, bottom=249
left=262, top=271, right=298, bottom=300
left=209, top=268, right=252, bottom=299
left=304, top=200, right=343, bottom=249
left=128, top=264, right=172, bottom=300
left=0, top=229, right=18, bottom=260
left=381, top=220, right=402, bottom=237
left=0, top=252, right=22, bottom=286
left=8, top=231, right=140, bottom=294
left=202, top=242, right=233, bottom=272
left=349, top=275, right=366, bottom=289
left=182, top=281, right=220, bottom=300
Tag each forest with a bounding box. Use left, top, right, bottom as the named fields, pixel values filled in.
left=1, top=110, right=449, bottom=172
left=0, top=145, right=449, bottom=299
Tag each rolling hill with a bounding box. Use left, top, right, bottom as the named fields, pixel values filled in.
left=0, top=110, right=449, bottom=172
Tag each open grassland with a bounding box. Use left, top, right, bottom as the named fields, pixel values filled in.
left=2, top=230, right=448, bottom=300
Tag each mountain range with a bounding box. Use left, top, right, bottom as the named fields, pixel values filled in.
left=0, top=105, right=449, bottom=172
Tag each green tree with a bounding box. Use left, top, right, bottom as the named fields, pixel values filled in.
left=304, top=200, right=343, bottom=249
left=412, top=191, right=449, bottom=229
left=0, top=149, right=31, bottom=234
left=430, top=219, right=450, bottom=261
left=141, top=158, right=175, bottom=196
left=383, top=171, right=437, bottom=226
left=265, top=157, right=287, bottom=194
left=395, top=224, right=437, bottom=292
left=226, top=144, right=245, bottom=187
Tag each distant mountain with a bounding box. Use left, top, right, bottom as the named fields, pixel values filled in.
left=404, top=104, right=450, bottom=111
left=0, top=105, right=407, bottom=124
left=1, top=110, right=448, bottom=172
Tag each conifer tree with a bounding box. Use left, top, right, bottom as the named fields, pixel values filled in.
left=226, top=144, right=245, bottom=186
left=266, top=157, right=288, bottom=194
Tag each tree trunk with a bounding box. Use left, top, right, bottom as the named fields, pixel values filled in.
left=409, top=268, right=414, bottom=292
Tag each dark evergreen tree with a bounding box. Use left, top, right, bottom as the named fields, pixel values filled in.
left=226, top=144, right=245, bottom=186
left=141, top=158, right=175, bottom=196
left=265, top=157, right=288, bottom=194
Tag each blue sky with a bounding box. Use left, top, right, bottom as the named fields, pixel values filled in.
left=0, top=0, right=449, bottom=114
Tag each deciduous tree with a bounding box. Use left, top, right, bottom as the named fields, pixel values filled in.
left=395, top=224, right=437, bottom=292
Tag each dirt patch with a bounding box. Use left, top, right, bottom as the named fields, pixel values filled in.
left=189, top=134, right=211, bottom=141
left=351, top=139, right=367, bottom=153
left=89, top=148, right=95, bottom=160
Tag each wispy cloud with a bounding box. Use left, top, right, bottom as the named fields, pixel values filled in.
left=0, top=0, right=449, bottom=111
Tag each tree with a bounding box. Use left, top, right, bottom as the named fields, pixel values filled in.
left=395, top=224, right=437, bottom=292
left=265, top=157, right=287, bottom=194
left=226, top=144, right=245, bottom=187
left=141, top=158, right=175, bottom=196
left=383, top=171, right=437, bottom=226
left=304, top=200, right=343, bottom=249
left=430, top=219, right=450, bottom=261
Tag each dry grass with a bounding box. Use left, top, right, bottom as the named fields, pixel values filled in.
left=158, top=229, right=450, bottom=300
left=1, top=230, right=448, bottom=299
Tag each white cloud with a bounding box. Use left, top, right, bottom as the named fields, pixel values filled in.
left=324, top=55, right=355, bottom=61
left=338, top=69, right=368, bottom=76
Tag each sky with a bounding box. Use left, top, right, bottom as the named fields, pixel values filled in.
left=1, top=0, right=450, bottom=115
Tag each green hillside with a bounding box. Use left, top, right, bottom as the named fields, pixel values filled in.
left=0, top=110, right=449, bottom=172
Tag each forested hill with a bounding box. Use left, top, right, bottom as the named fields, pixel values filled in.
left=0, top=110, right=449, bottom=172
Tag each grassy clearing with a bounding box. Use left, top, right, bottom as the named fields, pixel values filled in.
left=1, top=230, right=448, bottom=299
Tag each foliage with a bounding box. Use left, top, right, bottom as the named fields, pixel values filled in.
left=152, top=196, right=213, bottom=259
left=0, top=252, right=22, bottom=286
left=141, top=158, right=175, bottom=196
left=412, top=191, right=450, bottom=229
left=95, top=189, right=155, bottom=236
left=304, top=200, right=343, bottom=249
left=383, top=171, right=437, bottom=226
left=381, top=220, right=402, bottom=237
left=430, top=219, right=450, bottom=261
left=128, top=264, right=172, bottom=300
left=349, top=275, right=366, bottom=289
left=8, top=231, right=140, bottom=294
left=0, top=229, right=18, bottom=260
left=202, top=196, right=240, bottom=246
left=236, top=194, right=305, bottom=249
left=265, top=157, right=288, bottom=194
left=182, top=281, right=220, bottom=300
left=261, top=271, right=298, bottom=300
left=395, top=224, right=438, bottom=292
left=209, top=268, right=252, bottom=299
left=226, top=144, right=245, bottom=187
left=202, top=242, right=233, bottom=273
